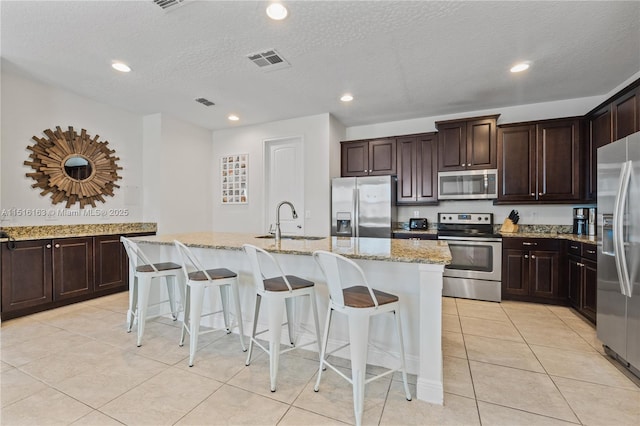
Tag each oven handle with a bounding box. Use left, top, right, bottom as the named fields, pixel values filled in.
left=438, top=236, right=503, bottom=243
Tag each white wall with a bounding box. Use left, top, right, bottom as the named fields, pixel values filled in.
left=142, top=114, right=213, bottom=234
left=346, top=96, right=604, bottom=141
left=212, top=114, right=337, bottom=236
left=0, top=69, right=144, bottom=226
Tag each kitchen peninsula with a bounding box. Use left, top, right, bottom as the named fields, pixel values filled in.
left=133, top=232, right=451, bottom=405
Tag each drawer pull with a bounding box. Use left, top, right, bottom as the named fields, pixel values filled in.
left=586, top=249, right=596, bottom=254
left=522, top=242, right=537, bottom=246
left=570, top=245, right=578, bottom=249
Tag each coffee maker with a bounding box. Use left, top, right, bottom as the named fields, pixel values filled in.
left=573, top=207, right=597, bottom=236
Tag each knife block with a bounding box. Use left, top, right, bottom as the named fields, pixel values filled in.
left=500, top=218, right=519, bottom=233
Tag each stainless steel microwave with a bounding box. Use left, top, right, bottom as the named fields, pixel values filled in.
left=437, top=169, right=498, bottom=200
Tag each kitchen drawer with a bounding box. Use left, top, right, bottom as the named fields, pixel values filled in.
left=581, top=243, right=597, bottom=261
left=567, top=241, right=582, bottom=257
left=502, top=237, right=562, bottom=251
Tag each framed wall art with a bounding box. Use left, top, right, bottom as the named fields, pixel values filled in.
left=221, top=154, right=248, bottom=204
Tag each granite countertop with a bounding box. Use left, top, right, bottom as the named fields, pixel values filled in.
left=500, top=232, right=597, bottom=245
left=0, top=223, right=157, bottom=241
left=133, top=232, right=452, bottom=265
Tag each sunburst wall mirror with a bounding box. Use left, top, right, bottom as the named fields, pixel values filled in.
left=24, top=126, right=122, bottom=208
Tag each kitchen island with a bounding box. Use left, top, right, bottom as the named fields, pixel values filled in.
left=133, top=232, right=451, bottom=405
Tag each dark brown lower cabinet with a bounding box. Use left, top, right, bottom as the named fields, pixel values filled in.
left=567, top=242, right=597, bottom=324
left=502, top=238, right=567, bottom=304
left=94, top=234, right=128, bottom=293
left=1, top=240, right=53, bottom=313
left=53, top=237, right=93, bottom=301
left=1, top=233, right=144, bottom=320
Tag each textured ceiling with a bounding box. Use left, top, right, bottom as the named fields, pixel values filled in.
left=2, top=1, right=639, bottom=131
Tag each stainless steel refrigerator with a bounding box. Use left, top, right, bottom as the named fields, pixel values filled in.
left=331, top=175, right=397, bottom=238
left=597, top=130, right=640, bottom=378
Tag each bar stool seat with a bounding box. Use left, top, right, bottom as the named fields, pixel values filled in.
left=121, top=237, right=185, bottom=347
left=313, top=250, right=412, bottom=426
left=174, top=241, right=246, bottom=367
left=242, top=244, right=322, bottom=392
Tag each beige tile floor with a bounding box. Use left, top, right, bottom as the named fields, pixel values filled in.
left=1, top=293, right=639, bottom=425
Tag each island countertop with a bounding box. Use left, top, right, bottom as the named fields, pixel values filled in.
left=133, top=232, right=451, bottom=265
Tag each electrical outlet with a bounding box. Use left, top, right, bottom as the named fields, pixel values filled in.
left=305, top=210, right=311, bottom=219
left=413, top=210, right=420, bottom=217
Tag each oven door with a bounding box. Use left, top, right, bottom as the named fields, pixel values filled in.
left=439, top=236, right=502, bottom=282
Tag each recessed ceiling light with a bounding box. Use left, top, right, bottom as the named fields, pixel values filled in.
left=228, top=114, right=240, bottom=121
left=510, top=62, right=530, bottom=73
left=111, top=62, right=131, bottom=73
left=266, top=3, right=288, bottom=20
left=340, top=94, right=354, bottom=102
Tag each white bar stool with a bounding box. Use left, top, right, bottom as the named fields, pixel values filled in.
left=120, top=236, right=184, bottom=347
left=313, top=250, right=412, bottom=426
left=242, top=244, right=322, bottom=392
left=174, top=241, right=246, bottom=367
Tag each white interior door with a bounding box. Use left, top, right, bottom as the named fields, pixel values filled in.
left=265, top=137, right=304, bottom=235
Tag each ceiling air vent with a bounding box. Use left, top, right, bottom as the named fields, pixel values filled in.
left=195, top=98, right=215, bottom=107
left=153, top=0, right=189, bottom=11
left=247, top=49, right=290, bottom=72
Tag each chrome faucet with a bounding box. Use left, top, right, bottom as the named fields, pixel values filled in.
left=275, top=201, right=298, bottom=242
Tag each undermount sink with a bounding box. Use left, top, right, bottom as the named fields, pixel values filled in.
left=254, top=235, right=325, bottom=241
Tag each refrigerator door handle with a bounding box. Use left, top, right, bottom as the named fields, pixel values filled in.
left=613, top=160, right=633, bottom=297
left=354, top=188, right=359, bottom=238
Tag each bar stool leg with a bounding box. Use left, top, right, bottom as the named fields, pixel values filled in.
left=284, top=297, right=295, bottom=345
left=310, top=292, right=322, bottom=355
left=136, top=276, right=153, bottom=347
left=179, top=285, right=191, bottom=347
left=394, top=309, right=412, bottom=401
left=268, top=295, right=285, bottom=392
left=127, top=275, right=138, bottom=332
left=188, top=284, right=205, bottom=367
left=246, top=294, right=261, bottom=366
left=231, top=280, right=247, bottom=351
left=166, top=275, right=178, bottom=320
left=219, top=284, right=231, bottom=333
left=349, top=314, right=370, bottom=426
left=314, top=306, right=333, bottom=391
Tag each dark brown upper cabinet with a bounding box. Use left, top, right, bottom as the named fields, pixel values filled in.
left=497, top=118, right=582, bottom=203
left=396, top=133, right=438, bottom=205
left=341, top=138, right=396, bottom=177
left=613, top=85, right=640, bottom=141
left=436, top=115, right=499, bottom=171
left=584, top=79, right=639, bottom=201
left=585, top=104, right=612, bottom=201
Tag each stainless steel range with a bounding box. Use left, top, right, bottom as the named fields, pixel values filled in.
left=437, top=213, right=502, bottom=302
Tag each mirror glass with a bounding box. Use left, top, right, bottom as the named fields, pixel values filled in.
left=64, top=156, right=92, bottom=180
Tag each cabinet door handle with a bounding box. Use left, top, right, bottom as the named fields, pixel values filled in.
left=531, top=254, right=536, bottom=259
left=577, top=262, right=585, bottom=267
left=46, top=244, right=52, bottom=249
left=538, top=192, right=543, bottom=196
left=54, top=243, right=60, bottom=248
left=531, top=193, right=535, bottom=196
left=467, top=163, right=471, bottom=167
left=524, top=254, right=529, bottom=259
left=522, top=242, right=537, bottom=246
